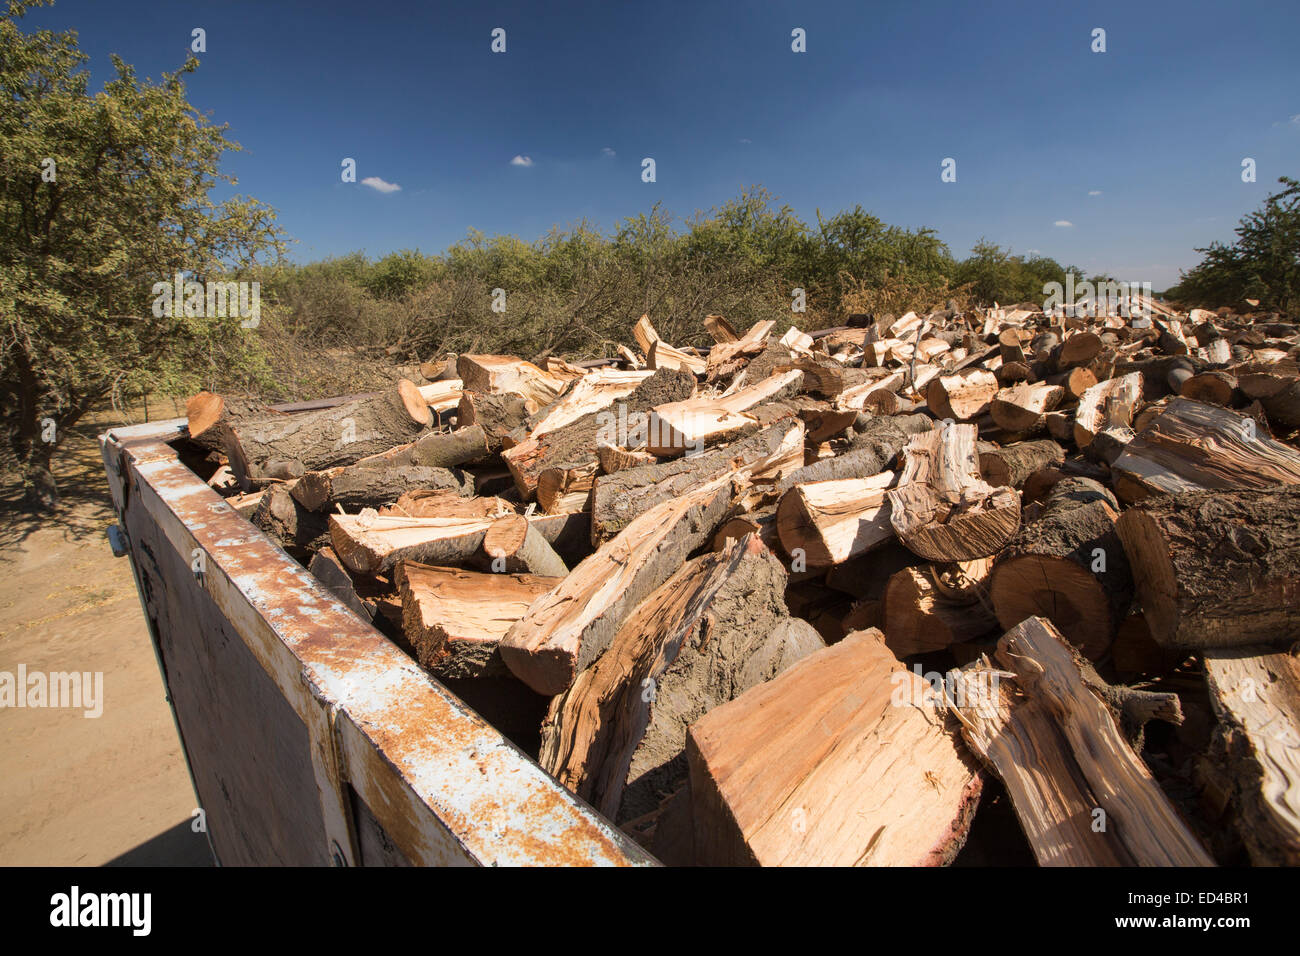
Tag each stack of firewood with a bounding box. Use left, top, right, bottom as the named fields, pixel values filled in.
left=184, top=301, right=1300, bottom=867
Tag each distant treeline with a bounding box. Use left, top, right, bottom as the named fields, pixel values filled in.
left=255, top=187, right=1106, bottom=365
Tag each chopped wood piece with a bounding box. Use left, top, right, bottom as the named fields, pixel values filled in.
left=978, top=439, right=1065, bottom=488
left=989, top=477, right=1132, bottom=660
left=711, top=506, right=779, bottom=552
left=291, top=463, right=470, bottom=512
left=396, top=563, right=561, bottom=679
left=502, top=368, right=695, bottom=498
left=251, top=484, right=329, bottom=555
left=536, top=461, right=599, bottom=514
left=185, top=392, right=284, bottom=454
left=482, top=514, right=569, bottom=577
left=330, top=511, right=495, bottom=574
left=528, top=370, right=654, bottom=438
left=1074, top=372, right=1143, bottom=447
left=633, top=313, right=660, bottom=354
left=456, top=354, right=567, bottom=406
left=647, top=339, right=707, bottom=375
left=416, top=379, right=463, bottom=412
left=926, top=368, right=997, bottom=421
left=687, top=628, right=981, bottom=866
left=990, top=382, right=1065, bottom=434
left=1181, top=370, right=1237, bottom=406
left=591, top=419, right=804, bottom=542
left=887, top=424, right=1020, bottom=561
left=1110, top=397, right=1300, bottom=501
left=645, top=370, right=801, bottom=456
left=379, top=488, right=512, bottom=519
left=595, top=443, right=657, bottom=474
left=947, top=616, right=1214, bottom=866
left=1115, top=485, right=1300, bottom=649
left=776, top=472, right=896, bottom=567
left=1057, top=331, right=1103, bottom=368
left=776, top=414, right=929, bottom=491
left=539, top=536, right=824, bottom=822
left=1203, top=646, right=1300, bottom=866
left=705, top=320, right=775, bottom=380
left=499, top=477, right=732, bottom=695
left=355, top=424, right=490, bottom=470
left=881, top=565, right=998, bottom=656
left=456, top=391, right=537, bottom=451
left=212, top=381, right=432, bottom=487
left=703, top=314, right=738, bottom=343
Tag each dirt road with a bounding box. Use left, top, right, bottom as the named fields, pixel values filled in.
left=0, top=415, right=210, bottom=866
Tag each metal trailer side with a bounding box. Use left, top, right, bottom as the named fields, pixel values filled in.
left=99, top=417, right=653, bottom=867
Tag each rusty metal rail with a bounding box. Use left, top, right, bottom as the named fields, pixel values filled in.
left=100, top=418, right=654, bottom=867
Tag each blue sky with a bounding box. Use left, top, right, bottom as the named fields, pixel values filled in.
left=24, top=0, right=1300, bottom=289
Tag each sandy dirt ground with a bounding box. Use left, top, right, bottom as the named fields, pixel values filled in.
left=0, top=411, right=212, bottom=866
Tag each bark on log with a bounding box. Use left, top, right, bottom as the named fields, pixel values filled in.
left=1115, top=485, right=1300, bottom=649
left=251, top=483, right=330, bottom=555
left=977, top=439, right=1065, bottom=488
left=539, top=536, right=824, bottom=823
left=456, top=391, right=537, bottom=452
left=355, top=425, right=489, bottom=470
left=292, top=463, right=471, bottom=512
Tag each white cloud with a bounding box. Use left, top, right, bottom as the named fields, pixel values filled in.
left=601, top=147, right=616, bottom=158
left=360, top=176, right=401, bottom=193
left=738, top=137, right=752, bottom=144
left=1054, top=220, right=1074, bottom=228
left=1272, top=113, right=1300, bottom=128
left=1088, top=190, right=1102, bottom=196
left=510, top=155, right=534, bottom=167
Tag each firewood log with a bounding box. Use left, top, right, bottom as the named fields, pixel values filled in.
left=1115, top=485, right=1300, bottom=649
left=498, top=477, right=732, bottom=695
left=990, top=382, right=1064, bottom=434
left=481, top=514, right=568, bottom=576
left=456, top=354, right=567, bottom=407
left=947, top=616, right=1213, bottom=866
left=926, top=368, right=998, bottom=421
left=977, top=439, right=1065, bottom=488
left=686, top=628, right=981, bottom=866
left=396, top=562, right=561, bottom=679
left=456, top=391, right=537, bottom=452
left=291, top=462, right=471, bottom=512
left=881, top=564, right=998, bottom=656
left=776, top=472, right=897, bottom=567
left=1074, top=372, right=1143, bottom=447
left=989, top=477, right=1132, bottom=660
left=887, top=423, right=1020, bottom=561
left=354, top=424, right=490, bottom=470
left=539, top=535, right=824, bottom=822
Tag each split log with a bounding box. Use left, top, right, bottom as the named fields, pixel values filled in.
left=416, top=379, right=462, bottom=413
left=887, top=423, right=1020, bottom=561
left=775, top=414, right=931, bottom=492
left=595, top=443, right=657, bottom=474
left=711, top=506, right=779, bottom=552
left=1110, top=397, right=1300, bottom=502
left=291, top=463, right=470, bottom=512
left=591, top=418, right=804, bottom=542
left=456, top=391, right=537, bottom=452
left=946, top=616, right=1214, bottom=866
left=210, top=381, right=432, bottom=486
left=1115, top=485, right=1300, bottom=649
left=536, top=461, right=599, bottom=514
left=705, top=320, right=775, bottom=380
left=989, top=477, right=1132, bottom=660
left=977, top=439, right=1065, bottom=488
left=686, top=628, right=981, bottom=866
left=881, top=565, right=998, bottom=656
left=647, top=339, right=707, bottom=375
left=527, top=370, right=654, bottom=438
left=499, top=477, right=732, bottom=695
left=539, top=536, right=824, bottom=822
left=396, top=563, right=561, bottom=679
left=1203, top=646, right=1300, bottom=866
left=703, top=314, right=738, bottom=343
left=645, top=370, right=802, bottom=456
left=776, top=472, right=896, bottom=567
left=456, top=354, right=567, bottom=407
left=378, top=488, right=512, bottom=519
left=501, top=368, right=695, bottom=499
left=989, top=382, right=1064, bottom=434
left=633, top=314, right=659, bottom=354
left=482, top=514, right=568, bottom=577
left=1074, top=372, right=1143, bottom=447
left=329, top=512, right=497, bottom=574
left=307, top=546, right=372, bottom=622
left=926, top=368, right=998, bottom=421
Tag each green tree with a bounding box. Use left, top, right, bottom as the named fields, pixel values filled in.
left=1170, top=176, right=1300, bottom=313
left=0, top=1, right=285, bottom=508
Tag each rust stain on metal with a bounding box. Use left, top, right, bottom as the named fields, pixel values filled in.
left=109, top=431, right=652, bottom=866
